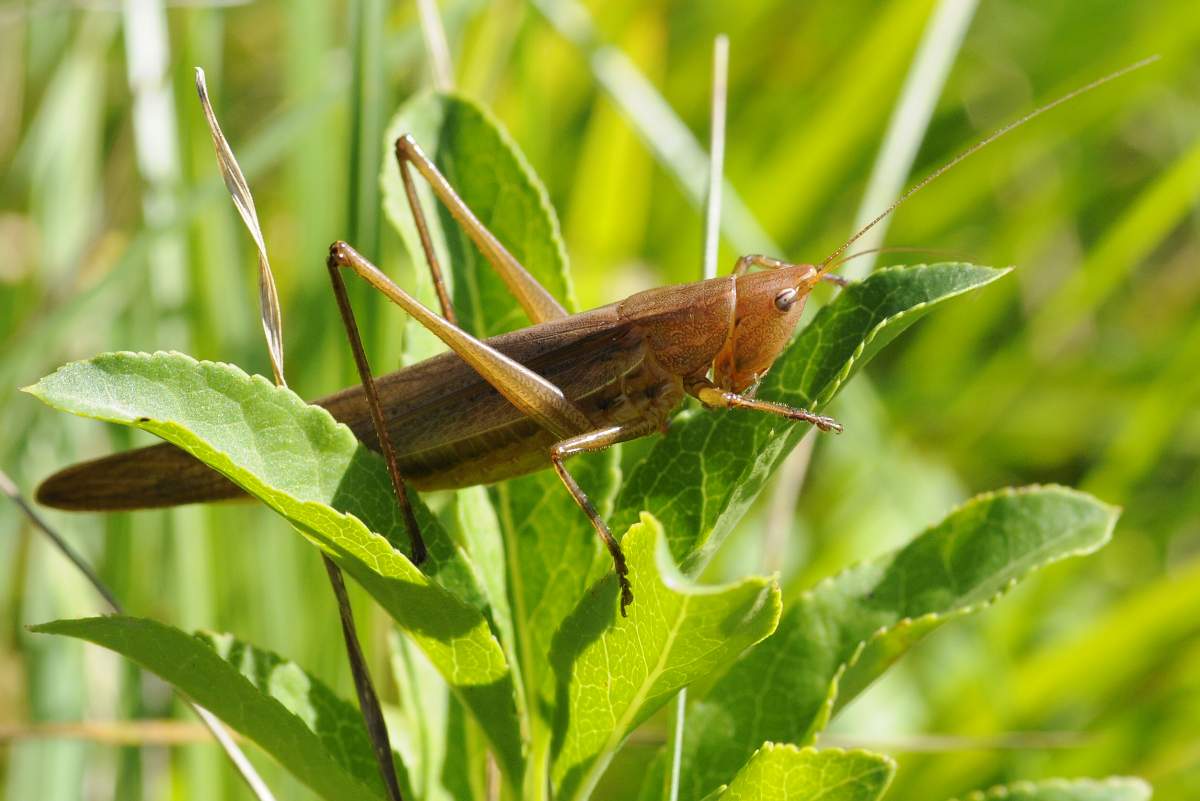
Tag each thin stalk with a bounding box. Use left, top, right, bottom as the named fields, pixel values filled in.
left=348, top=0, right=387, bottom=262
left=702, top=35, right=728, bottom=281
left=195, top=67, right=405, bottom=801
left=322, top=558, right=406, bottom=801
left=667, top=685, right=687, bottom=801
left=0, top=473, right=120, bottom=612
left=0, top=469, right=277, bottom=801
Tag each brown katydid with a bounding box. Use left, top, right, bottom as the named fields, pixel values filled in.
left=34, top=58, right=1155, bottom=616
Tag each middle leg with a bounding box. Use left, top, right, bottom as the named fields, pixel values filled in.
left=550, top=420, right=660, bottom=617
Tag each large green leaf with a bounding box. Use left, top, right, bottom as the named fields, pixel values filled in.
left=612, top=263, right=1010, bottom=571
left=668, top=486, right=1118, bottom=801
left=949, top=778, right=1152, bottom=801
left=716, top=745, right=894, bottom=801
left=551, top=515, right=782, bottom=801
left=25, top=352, right=523, bottom=780
left=32, top=617, right=384, bottom=801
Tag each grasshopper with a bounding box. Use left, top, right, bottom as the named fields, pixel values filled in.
left=35, top=60, right=1152, bottom=615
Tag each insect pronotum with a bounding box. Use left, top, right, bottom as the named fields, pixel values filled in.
left=36, top=58, right=1156, bottom=616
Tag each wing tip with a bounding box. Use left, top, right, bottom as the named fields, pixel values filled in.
left=34, top=444, right=243, bottom=511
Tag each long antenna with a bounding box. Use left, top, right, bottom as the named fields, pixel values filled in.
left=819, top=55, right=1160, bottom=272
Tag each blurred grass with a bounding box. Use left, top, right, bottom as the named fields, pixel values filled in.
left=1, top=1, right=1197, bottom=800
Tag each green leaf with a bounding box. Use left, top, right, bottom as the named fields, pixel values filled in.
left=381, top=91, right=575, bottom=344
left=950, top=777, right=1152, bottom=801
left=32, top=616, right=384, bottom=801
left=716, top=745, right=894, bottom=801
left=25, top=352, right=523, bottom=781
left=613, top=263, right=1009, bottom=571
left=550, top=514, right=782, bottom=801
left=671, top=486, right=1119, bottom=801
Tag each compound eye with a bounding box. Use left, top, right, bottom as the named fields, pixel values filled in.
left=774, top=288, right=798, bottom=312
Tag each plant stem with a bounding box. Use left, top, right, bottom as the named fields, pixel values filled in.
left=668, top=687, right=687, bottom=801
left=702, top=35, right=728, bottom=281
left=531, top=0, right=777, bottom=256
left=671, top=35, right=732, bottom=800
left=323, top=557, right=406, bottom=801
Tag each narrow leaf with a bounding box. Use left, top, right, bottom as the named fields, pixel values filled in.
left=25, top=352, right=523, bottom=780
left=717, top=745, right=894, bottom=801
left=949, top=777, right=1152, bottom=801
left=671, top=486, right=1119, bottom=801
left=551, top=514, right=781, bottom=801
left=613, top=263, right=1009, bottom=571
left=33, top=617, right=383, bottom=801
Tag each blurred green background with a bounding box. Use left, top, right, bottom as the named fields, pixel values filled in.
left=1, top=0, right=1197, bottom=799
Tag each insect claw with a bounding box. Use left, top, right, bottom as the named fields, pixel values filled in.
left=410, top=537, right=428, bottom=566
left=779, top=406, right=843, bottom=433
left=819, top=416, right=844, bottom=433
left=611, top=547, right=634, bottom=616
left=619, top=576, right=634, bottom=617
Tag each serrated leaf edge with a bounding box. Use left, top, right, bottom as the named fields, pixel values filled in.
left=645, top=512, right=781, bottom=605
left=804, top=484, right=1118, bottom=743
left=947, top=776, right=1152, bottom=801
left=730, top=743, right=897, bottom=799
left=812, top=263, right=1010, bottom=408
left=28, top=351, right=425, bottom=560
left=27, top=350, right=525, bottom=775
left=749, top=741, right=897, bottom=767
left=558, top=515, right=783, bottom=801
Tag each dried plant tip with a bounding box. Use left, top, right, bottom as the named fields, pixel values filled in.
left=194, top=66, right=287, bottom=387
